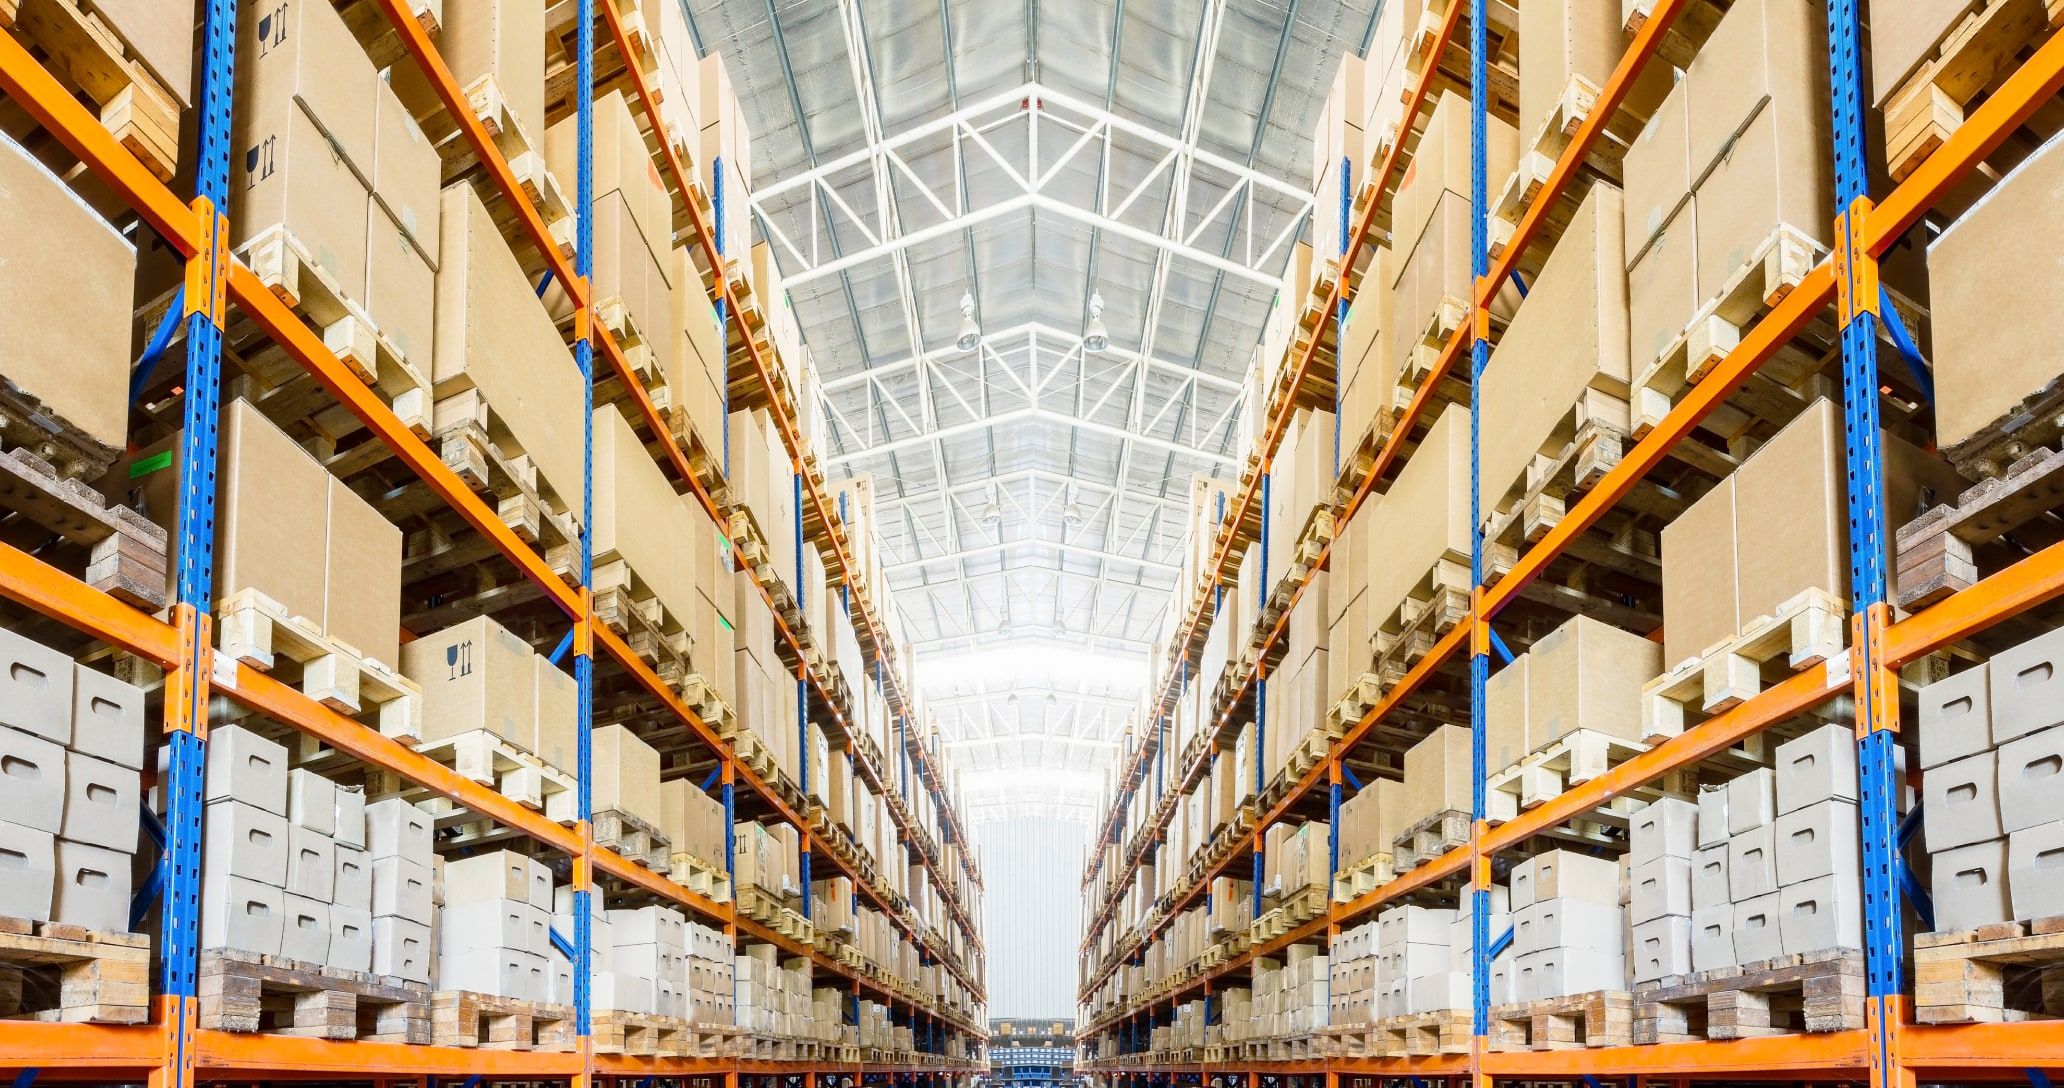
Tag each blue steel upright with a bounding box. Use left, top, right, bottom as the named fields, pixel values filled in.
left=572, top=0, right=599, bottom=1048
left=1467, top=0, right=1494, bottom=1052
left=161, top=2, right=237, bottom=1083
left=1825, top=0, right=1903, bottom=1081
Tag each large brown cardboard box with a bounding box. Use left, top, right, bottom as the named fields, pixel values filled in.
left=218, top=399, right=330, bottom=624
left=1518, top=0, right=1669, bottom=141
left=1402, top=724, right=1472, bottom=827
left=1365, top=404, right=1471, bottom=631
left=1930, top=131, right=2064, bottom=452
left=432, top=185, right=585, bottom=515
left=1660, top=474, right=1737, bottom=666
left=402, top=617, right=536, bottom=748
left=547, top=91, right=671, bottom=265
left=1479, top=184, right=1632, bottom=513
left=418, top=0, right=545, bottom=144
left=236, top=0, right=376, bottom=178
left=534, top=655, right=577, bottom=775
left=593, top=408, right=704, bottom=631
left=1621, top=79, right=1691, bottom=262
left=371, top=75, right=440, bottom=266
left=1626, top=202, right=1699, bottom=369
left=365, top=202, right=436, bottom=370
left=583, top=190, right=672, bottom=347
left=1683, top=0, right=1827, bottom=184
left=670, top=247, right=727, bottom=446
left=1487, top=656, right=1529, bottom=771
left=593, top=725, right=661, bottom=826
left=233, top=99, right=372, bottom=304
left=0, top=132, right=135, bottom=449
left=1526, top=615, right=1661, bottom=744
left=324, top=475, right=401, bottom=667
left=95, top=0, right=196, bottom=106
left=1691, top=102, right=1832, bottom=302
left=1386, top=191, right=1472, bottom=376
left=1391, top=92, right=1518, bottom=267
left=1870, top=0, right=1992, bottom=108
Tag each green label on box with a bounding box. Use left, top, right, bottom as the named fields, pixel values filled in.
left=719, top=615, right=734, bottom=632
left=128, top=450, right=175, bottom=478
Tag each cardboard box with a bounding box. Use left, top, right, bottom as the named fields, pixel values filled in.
left=432, top=185, right=586, bottom=516
left=1935, top=837, right=2011, bottom=931
left=1622, top=78, right=1691, bottom=260
left=287, top=769, right=336, bottom=836
left=1691, top=101, right=1832, bottom=301
left=204, top=798, right=289, bottom=886
left=1626, top=199, right=1699, bottom=372
left=1698, top=784, right=1728, bottom=848
left=235, top=0, right=376, bottom=177
left=547, top=91, right=670, bottom=267
left=0, top=133, right=134, bottom=450
left=280, top=893, right=330, bottom=963
left=593, top=407, right=706, bottom=632
left=2008, top=821, right=2064, bottom=921
left=1997, top=724, right=2064, bottom=833
left=1510, top=850, right=1620, bottom=909
left=335, top=787, right=366, bottom=849
left=1691, top=903, right=1737, bottom=971
left=371, top=74, right=440, bottom=264
left=71, top=666, right=144, bottom=770
left=334, top=845, right=370, bottom=912
left=402, top=616, right=537, bottom=750
left=203, top=874, right=284, bottom=954
left=1693, top=843, right=1732, bottom=910
left=534, top=656, right=578, bottom=775
left=0, top=725, right=65, bottom=834
left=1924, top=749, right=2002, bottom=852
left=372, top=855, right=432, bottom=921
left=1479, top=185, right=1633, bottom=515
left=1366, top=405, right=1472, bottom=632
left=373, top=916, right=431, bottom=983
left=327, top=903, right=372, bottom=971
left=1391, top=92, right=1517, bottom=266
left=0, top=820, right=54, bottom=922
left=1776, top=722, right=1861, bottom=813
left=364, top=199, right=437, bottom=370
left=438, top=946, right=531, bottom=998
left=323, top=475, right=401, bottom=669
left=285, top=826, right=334, bottom=901
left=1629, top=857, right=1693, bottom=924
left=215, top=400, right=332, bottom=639
left=1773, top=799, right=1860, bottom=886
left=444, top=851, right=551, bottom=910
left=593, top=725, right=662, bottom=826
left=1487, top=656, right=1529, bottom=772
left=439, top=898, right=534, bottom=956
left=1728, top=824, right=1779, bottom=900
left=1930, top=131, right=2064, bottom=453
left=1990, top=625, right=2064, bottom=745
left=1401, top=724, right=1472, bottom=829
left=1526, top=614, right=1661, bottom=746
left=365, top=798, right=433, bottom=867
left=404, top=0, right=545, bottom=145
left=230, top=95, right=373, bottom=298
left=1919, top=663, right=1992, bottom=769
left=1727, top=767, right=1777, bottom=835
left=1682, top=0, right=1827, bottom=185
left=1779, top=874, right=1860, bottom=954
left=1732, top=892, right=1784, bottom=963
left=1632, top=796, right=1699, bottom=865
left=1632, top=914, right=1693, bottom=982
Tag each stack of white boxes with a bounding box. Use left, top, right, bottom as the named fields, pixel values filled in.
left=436, top=849, right=554, bottom=1001
left=553, top=884, right=609, bottom=1007
left=366, top=795, right=434, bottom=982
left=1452, top=883, right=1509, bottom=1004
left=1329, top=920, right=1378, bottom=1025
left=1508, top=851, right=1625, bottom=1001
left=201, top=725, right=387, bottom=976
left=0, top=629, right=145, bottom=931
left=1375, top=903, right=1463, bottom=1015
left=602, top=903, right=687, bottom=1016
left=686, top=919, right=735, bottom=1023
left=1689, top=724, right=1869, bottom=972
left=1628, top=796, right=1697, bottom=984
left=1921, top=630, right=2064, bottom=931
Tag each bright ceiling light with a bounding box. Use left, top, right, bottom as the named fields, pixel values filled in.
left=979, top=488, right=1003, bottom=526
left=1045, top=692, right=1060, bottom=709
left=956, top=291, right=981, bottom=352
left=1083, top=291, right=1109, bottom=352
left=1061, top=488, right=1085, bottom=527
left=1006, top=692, right=1020, bottom=708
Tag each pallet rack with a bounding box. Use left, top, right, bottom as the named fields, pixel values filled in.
left=1076, top=0, right=2064, bottom=1080
left=0, top=0, right=985, bottom=1082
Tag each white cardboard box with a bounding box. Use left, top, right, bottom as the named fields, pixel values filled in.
left=61, top=749, right=137, bottom=852
left=204, top=724, right=287, bottom=814
left=280, top=892, right=331, bottom=963
left=203, top=798, right=289, bottom=886
left=286, top=825, right=335, bottom=902
left=202, top=873, right=284, bottom=954
left=71, top=665, right=144, bottom=769
left=0, top=724, right=65, bottom=833
left=0, top=627, right=72, bottom=745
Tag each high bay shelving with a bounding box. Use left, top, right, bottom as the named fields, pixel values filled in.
left=0, top=0, right=984, bottom=1081
left=1075, top=0, right=2064, bottom=1080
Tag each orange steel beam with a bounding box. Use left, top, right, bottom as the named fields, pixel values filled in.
left=190, top=1030, right=586, bottom=1075
left=1479, top=1032, right=1871, bottom=1076
left=1903, top=1021, right=2064, bottom=1070
left=0, top=1021, right=157, bottom=1068
left=1887, top=534, right=2064, bottom=665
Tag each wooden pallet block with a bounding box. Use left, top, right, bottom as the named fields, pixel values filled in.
left=431, top=990, right=577, bottom=1050
left=669, top=851, right=733, bottom=902
left=235, top=225, right=433, bottom=436
left=1915, top=914, right=2064, bottom=1024
left=0, top=916, right=148, bottom=1024
left=1370, top=555, right=1484, bottom=693
left=1641, top=587, right=1847, bottom=739
left=197, top=948, right=430, bottom=1042
left=591, top=555, right=693, bottom=691
left=1332, top=852, right=1396, bottom=902
left=0, top=0, right=180, bottom=178
left=1394, top=809, right=1472, bottom=872
left=1376, top=1008, right=1473, bottom=1057
left=410, top=728, right=578, bottom=824
left=592, top=1009, right=681, bottom=1057
left=426, top=389, right=581, bottom=556
left=1635, top=948, right=1866, bottom=1040
left=1481, top=408, right=1631, bottom=556
left=410, top=72, right=574, bottom=255
left=1882, top=0, right=2064, bottom=180
left=1485, top=728, right=1664, bottom=822
left=215, top=586, right=423, bottom=742
left=0, top=444, right=168, bottom=611
left=1488, top=990, right=1633, bottom=1050
left=1896, top=444, right=2064, bottom=609
left=594, top=806, right=669, bottom=869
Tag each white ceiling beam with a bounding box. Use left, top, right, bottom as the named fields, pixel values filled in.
left=825, top=406, right=1236, bottom=464
left=818, top=322, right=1244, bottom=395
left=886, top=539, right=1180, bottom=575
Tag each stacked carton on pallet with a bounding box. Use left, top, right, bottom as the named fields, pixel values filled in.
left=1506, top=851, right=1624, bottom=1003
left=436, top=850, right=554, bottom=1002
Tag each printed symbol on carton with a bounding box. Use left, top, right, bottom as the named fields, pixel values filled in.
left=257, top=5, right=287, bottom=51
left=446, top=639, right=473, bottom=680
left=245, top=136, right=276, bottom=188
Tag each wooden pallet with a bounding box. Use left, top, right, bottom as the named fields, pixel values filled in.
left=593, top=807, right=669, bottom=870
left=410, top=728, right=578, bottom=824
left=1915, top=914, right=2064, bottom=1024
left=1630, top=225, right=1824, bottom=437
left=425, top=391, right=581, bottom=558
left=1882, top=0, right=2064, bottom=181
left=669, top=851, right=733, bottom=902
left=0, top=916, right=148, bottom=1024
left=1489, top=990, right=1633, bottom=1050
left=1621, top=0, right=1729, bottom=68
left=431, top=991, right=576, bottom=1050
left=0, top=444, right=168, bottom=611
left=592, top=555, right=694, bottom=691
left=1374, top=1008, right=1473, bottom=1057
left=1370, top=556, right=1483, bottom=694
left=1635, top=948, right=1866, bottom=1041
left=592, top=1010, right=687, bottom=1057
left=1481, top=412, right=1632, bottom=556
left=1491, top=76, right=1646, bottom=246
left=1486, top=728, right=1671, bottom=823
left=1394, top=809, right=1472, bottom=873
left=1896, top=444, right=2064, bottom=609
left=0, top=0, right=181, bottom=178
left=197, top=948, right=430, bottom=1042
left=410, top=73, right=574, bottom=260
left=1640, top=587, right=1847, bottom=740
left=235, top=225, right=433, bottom=436
left=1396, top=295, right=1473, bottom=408
left=1332, top=852, right=1396, bottom=902
left=216, top=586, right=423, bottom=742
